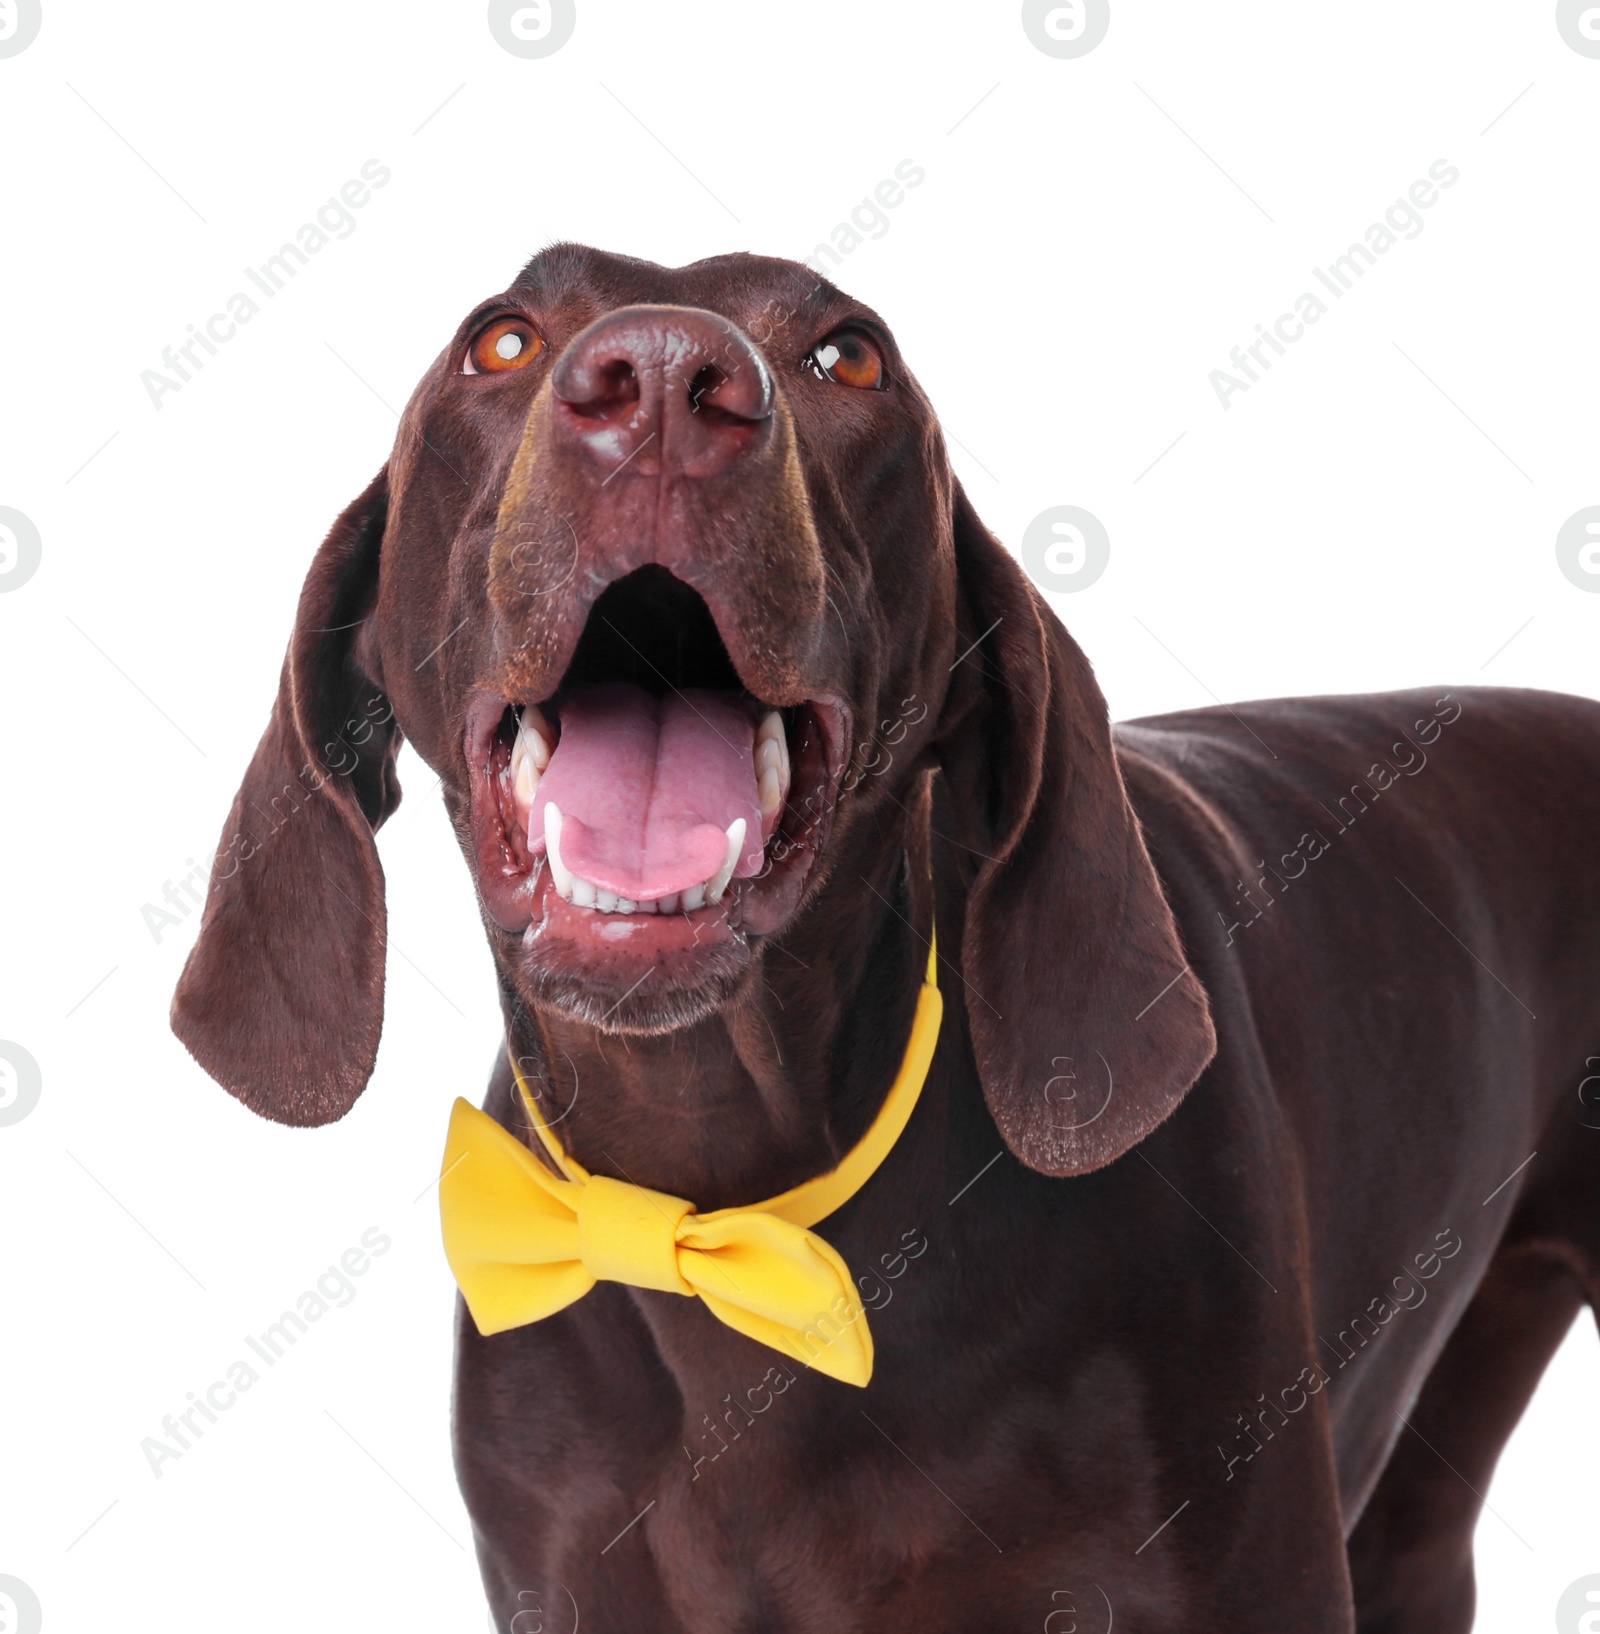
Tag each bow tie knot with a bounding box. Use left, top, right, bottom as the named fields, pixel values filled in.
left=578, top=1174, right=695, bottom=1295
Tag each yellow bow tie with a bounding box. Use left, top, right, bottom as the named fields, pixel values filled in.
left=439, top=938, right=941, bottom=1387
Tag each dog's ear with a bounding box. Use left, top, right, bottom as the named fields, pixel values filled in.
left=172, top=468, right=402, bottom=1126
left=936, top=489, right=1214, bottom=1175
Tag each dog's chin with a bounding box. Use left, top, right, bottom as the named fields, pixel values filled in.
left=520, top=943, right=752, bottom=1036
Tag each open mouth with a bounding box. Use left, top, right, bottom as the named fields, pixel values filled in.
left=465, top=567, right=846, bottom=1021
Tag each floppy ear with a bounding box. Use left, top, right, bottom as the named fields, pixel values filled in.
left=937, top=489, right=1215, bottom=1175
left=172, top=469, right=402, bottom=1126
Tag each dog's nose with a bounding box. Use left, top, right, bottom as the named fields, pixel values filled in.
left=550, top=305, right=774, bottom=482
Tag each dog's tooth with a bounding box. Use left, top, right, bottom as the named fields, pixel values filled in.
left=512, top=708, right=550, bottom=809
left=758, top=764, right=783, bottom=818
left=513, top=752, right=539, bottom=809
left=705, top=819, right=745, bottom=905
left=656, top=892, right=679, bottom=914
left=520, top=705, right=555, bottom=771
left=756, top=711, right=790, bottom=783
left=681, top=883, right=706, bottom=912
left=595, top=889, right=619, bottom=913
left=570, top=876, right=596, bottom=908
left=543, top=804, right=574, bottom=899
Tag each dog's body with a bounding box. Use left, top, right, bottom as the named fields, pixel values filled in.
left=452, top=685, right=1600, bottom=1632
left=171, top=245, right=1600, bottom=1631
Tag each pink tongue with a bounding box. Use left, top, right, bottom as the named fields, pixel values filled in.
left=530, top=682, right=765, bottom=901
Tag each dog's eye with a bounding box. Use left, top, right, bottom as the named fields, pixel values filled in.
left=807, top=329, right=886, bottom=391
left=463, top=318, right=544, bottom=375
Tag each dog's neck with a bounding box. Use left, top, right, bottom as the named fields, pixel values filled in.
left=500, top=822, right=934, bottom=1213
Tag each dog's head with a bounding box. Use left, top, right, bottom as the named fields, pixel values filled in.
left=172, top=244, right=1212, bottom=1175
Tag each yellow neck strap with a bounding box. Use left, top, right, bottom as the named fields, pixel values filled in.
left=438, top=934, right=942, bottom=1387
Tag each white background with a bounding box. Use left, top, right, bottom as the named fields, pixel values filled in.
left=2, top=2, right=1597, bottom=1629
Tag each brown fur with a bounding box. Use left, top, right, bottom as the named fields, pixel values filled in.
left=173, top=245, right=1600, bottom=1630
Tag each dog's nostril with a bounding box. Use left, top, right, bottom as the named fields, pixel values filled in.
left=688, top=364, right=728, bottom=414
left=563, top=358, right=641, bottom=421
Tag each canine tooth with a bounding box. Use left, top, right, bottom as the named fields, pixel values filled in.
left=756, top=737, right=783, bottom=775
left=570, top=876, right=596, bottom=908
left=656, top=893, right=679, bottom=914
left=759, top=765, right=783, bottom=817
left=705, top=819, right=745, bottom=905
left=681, top=883, right=706, bottom=912
left=595, top=889, right=619, bottom=913
left=543, top=804, right=574, bottom=899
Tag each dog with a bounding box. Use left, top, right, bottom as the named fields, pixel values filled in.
left=172, top=244, right=1600, bottom=1632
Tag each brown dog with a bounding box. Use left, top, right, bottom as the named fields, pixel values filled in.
left=172, top=244, right=1600, bottom=1632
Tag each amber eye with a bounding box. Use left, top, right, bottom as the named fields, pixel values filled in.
left=808, top=329, right=886, bottom=390
left=464, top=317, right=544, bottom=375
